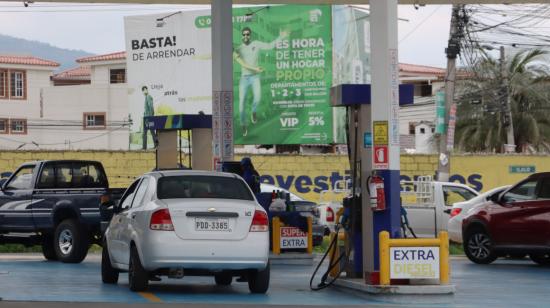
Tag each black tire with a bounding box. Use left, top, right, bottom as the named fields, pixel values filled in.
left=530, top=253, right=550, bottom=266
left=101, top=242, right=119, bottom=284
left=215, top=273, right=233, bottom=286
left=54, top=219, right=90, bottom=263
left=248, top=262, right=270, bottom=294
left=129, top=245, right=148, bottom=292
left=41, top=233, right=57, bottom=261
left=463, top=227, right=497, bottom=264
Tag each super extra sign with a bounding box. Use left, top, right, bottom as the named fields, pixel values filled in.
left=390, top=247, right=439, bottom=279
left=280, top=227, right=308, bottom=249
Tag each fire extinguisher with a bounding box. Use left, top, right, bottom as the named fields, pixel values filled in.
left=367, top=175, right=386, bottom=211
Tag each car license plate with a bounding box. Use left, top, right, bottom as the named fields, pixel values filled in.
left=195, top=218, right=230, bottom=231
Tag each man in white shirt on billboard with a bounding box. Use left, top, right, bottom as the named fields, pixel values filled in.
left=234, top=27, right=288, bottom=137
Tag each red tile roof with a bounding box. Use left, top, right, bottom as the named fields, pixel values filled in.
left=52, top=66, right=91, bottom=81
left=77, top=51, right=126, bottom=63
left=399, top=63, right=446, bottom=75
left=0, top=55, right=59, bottom=67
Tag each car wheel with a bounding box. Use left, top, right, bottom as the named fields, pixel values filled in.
left=248, top=262, right=270, bottom=294
left=54, top=219, right=89, bottom=263
left=214, top=273, right=232, bottom=286
left=464, top=228, right=497, bottom=264
left=129, top=245, right=148, bottom=291
left=530, top=253, right=550, bottom=266
left=41, top=233, right=57, bottom=261
left=101, top=242, right=119, bottom=284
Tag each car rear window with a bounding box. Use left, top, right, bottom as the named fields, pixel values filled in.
left=157, top=175, right=254, bottom=201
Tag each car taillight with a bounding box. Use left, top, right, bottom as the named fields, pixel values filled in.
left=150, top=209, right=174, bottom=231
left=450, top=208, right=462, bottom=218
left=326, top=207, right=335, bottom=222
left=250, top=210, right=269, bottom=232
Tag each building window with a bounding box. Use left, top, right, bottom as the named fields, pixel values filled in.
left=110, top=69, right=126, bottom=84
left=83, top=112, right=106, bottom=129
left=10, top=119, right=27, bottom=134
left=10, top=70, right=26, bottom=99
left=0, top=70, right=6, bottom=98
left=0, top=118, right=7, bottom=134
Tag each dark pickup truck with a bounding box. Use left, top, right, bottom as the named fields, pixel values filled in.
left=0, top=160, right=124, bottom=263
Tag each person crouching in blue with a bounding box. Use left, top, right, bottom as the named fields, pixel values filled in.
left=240, top=157, right=261, bottom=194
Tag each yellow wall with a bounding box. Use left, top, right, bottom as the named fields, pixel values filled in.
left=0, top=151, right=547, bottom=201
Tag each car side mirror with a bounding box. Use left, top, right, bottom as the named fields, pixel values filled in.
left=490, top=193, right=501, bottom=204
left=0, top=179, right=6, bottom=190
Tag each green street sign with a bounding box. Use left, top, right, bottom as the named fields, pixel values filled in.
left=509, top=166, right=536, bottom=174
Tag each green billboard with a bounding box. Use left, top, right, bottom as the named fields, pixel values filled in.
left=232, top=5, right=333, bottom=145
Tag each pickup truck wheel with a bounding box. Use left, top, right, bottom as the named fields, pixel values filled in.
left=464, top=228, right=497, bottom=264
left=54, top=219, right=90, bottom=263
left=248, top=262, right=270, bottom=294
left=41, top=233, right=57, bottom=261
left=530, top=253, right=550, bottom=266
left=129, top=246, right=149, bottom=292
left=101, top=243, right=119, bottom=284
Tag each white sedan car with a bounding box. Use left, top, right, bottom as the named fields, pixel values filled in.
left=101, top=170, right=270, bottom=293
left=448, top=185, right=510, bottom=243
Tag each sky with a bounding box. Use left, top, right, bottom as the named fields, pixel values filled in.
left=0, top=2, right=452, bottom=68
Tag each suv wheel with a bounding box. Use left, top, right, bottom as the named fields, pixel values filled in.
left=41, top=233, right=57, bottom=261
left=129, top=245, right=149, bottom=291
left=101, top=242, right=119, bottom=284
left=248, top=262, right=270, bottom=294
left=530, top=253, right=550, bottom=266
left=464, top=228, right=497, bottom=264
left=54, top=219, right=89, bottom=263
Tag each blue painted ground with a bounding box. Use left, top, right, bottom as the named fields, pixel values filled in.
left=0, top=254, right=549, bottom=307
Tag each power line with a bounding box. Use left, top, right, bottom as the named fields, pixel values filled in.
left=399, top=6, right=442, bottom=44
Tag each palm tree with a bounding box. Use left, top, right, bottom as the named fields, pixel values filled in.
left=454, top=49, right=550, bottom=153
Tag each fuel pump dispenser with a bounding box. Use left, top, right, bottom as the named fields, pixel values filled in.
left=310, top=83, right=413, bottom=289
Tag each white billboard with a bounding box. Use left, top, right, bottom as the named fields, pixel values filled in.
left=124, top=11, right=212, bottom=149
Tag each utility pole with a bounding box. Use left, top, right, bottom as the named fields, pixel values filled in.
left=437, top=5, right=464, bottom=182
left=500, top=46, right=516, bottom=153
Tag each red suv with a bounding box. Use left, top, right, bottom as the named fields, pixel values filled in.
left=462, top=172, right=550, bottom=265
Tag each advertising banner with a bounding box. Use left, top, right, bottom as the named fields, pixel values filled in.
left=332, top=6, right=371, bottom=144
left=125, top=12, right=212, bottom=149
left=232, top=5, right=333, bottom=144
left=125, top=6, right=370, bottom=147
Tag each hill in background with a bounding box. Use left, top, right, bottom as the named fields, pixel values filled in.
left=0, top=34, right=95, bottom=71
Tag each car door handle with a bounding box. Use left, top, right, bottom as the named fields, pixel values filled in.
left=131, top=213, right=137, bottom=219
left=444, top=209, right=451, bottom=214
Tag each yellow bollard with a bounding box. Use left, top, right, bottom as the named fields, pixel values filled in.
left=439, top=231, right=450, bottom=284
left=307, top=216, right=313, bottom=254
left=272, top=217, right=281, bottom=255
left=328, top=232, right=339, bottom=278
left=379, top=231, right=391, bottom=286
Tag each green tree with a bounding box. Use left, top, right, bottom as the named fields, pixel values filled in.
left=454, top=49, right=550, bottom=153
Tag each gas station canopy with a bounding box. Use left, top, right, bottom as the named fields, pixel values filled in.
left=32, top=0, right=550, bottom=4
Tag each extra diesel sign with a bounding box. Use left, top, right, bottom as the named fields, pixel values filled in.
left=390, top=247, right=439, bottom=279
left=280, top=227, right=308, bottom=249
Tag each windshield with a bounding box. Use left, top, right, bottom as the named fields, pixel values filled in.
left=157, top=175, right=254, bottom=201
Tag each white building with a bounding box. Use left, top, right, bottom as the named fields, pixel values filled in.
left=42, top=52, right=129, bottom=150
left=0, top=55, right=59, bottom=149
